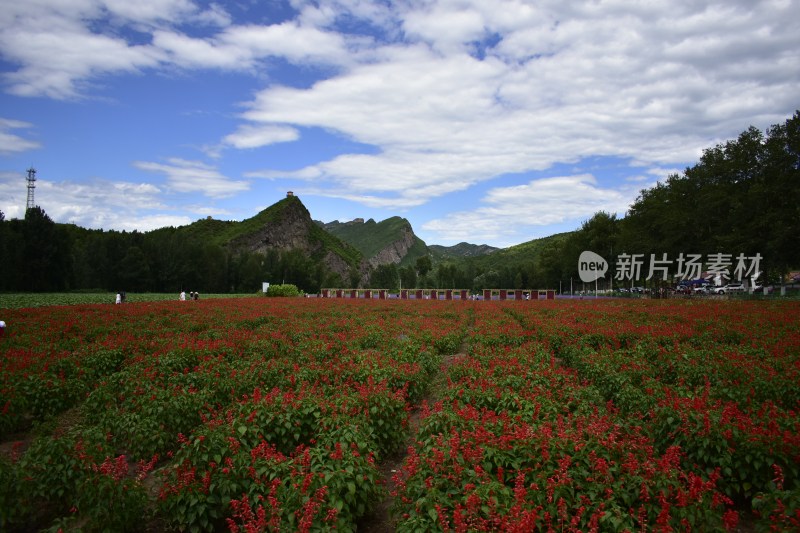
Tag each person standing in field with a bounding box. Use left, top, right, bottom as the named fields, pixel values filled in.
left=180, top=290, right=186, bottom=301
left=115, top=293, right=121, bottom=304
left=0, top=320, right=5, bottom=337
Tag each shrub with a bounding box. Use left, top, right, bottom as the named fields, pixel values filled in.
left=265, top=284, right=304, bottom=297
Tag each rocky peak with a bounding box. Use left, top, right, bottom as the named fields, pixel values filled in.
left=368, top=222, right=416, bottom=266
left=228, top=196, right=365, bottom=282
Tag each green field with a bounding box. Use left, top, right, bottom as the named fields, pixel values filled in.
left=0, top=292, right=259, bottom=310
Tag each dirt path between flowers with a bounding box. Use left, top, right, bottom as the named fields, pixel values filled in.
left=355, top=339, right=469, bottom=532
left=0, top=407, right=83, bottom=463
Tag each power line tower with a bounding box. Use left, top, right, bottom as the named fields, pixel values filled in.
left=26, top=167, right=36, bottom=211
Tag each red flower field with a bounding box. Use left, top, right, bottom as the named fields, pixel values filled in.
left=0, top=297, right=798, bottom=531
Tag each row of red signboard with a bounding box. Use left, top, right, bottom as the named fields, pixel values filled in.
left=319, top=289, right=556, bottom=300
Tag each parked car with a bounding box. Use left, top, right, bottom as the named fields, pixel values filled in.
left=693, top=286, right=710, bottom=294
left=713, top=283, right=745, bottom=294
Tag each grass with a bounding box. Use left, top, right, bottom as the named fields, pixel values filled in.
left=0, top=292, right=259, bottom=310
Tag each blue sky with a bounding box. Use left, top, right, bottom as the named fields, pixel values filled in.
left=1, top=0, right=798, bottom=248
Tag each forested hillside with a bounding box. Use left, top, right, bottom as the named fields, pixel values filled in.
left=0, top=196, right=362, bottom=294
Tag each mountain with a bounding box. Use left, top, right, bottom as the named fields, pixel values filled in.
left=464, top=232, right=574, bottom=270
left=317, top=216, right=429, bottom=267
left=429, top=242, right=499, bottom=261
left=181, top=194, right=365, bottom=282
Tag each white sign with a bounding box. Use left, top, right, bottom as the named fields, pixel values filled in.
left=262, top=282, right=270, bottom=293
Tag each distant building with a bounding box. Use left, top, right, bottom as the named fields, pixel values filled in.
left=287, top=191, right=294, bottom=197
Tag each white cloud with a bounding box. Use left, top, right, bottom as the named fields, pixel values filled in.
left=134, top=158, right=249, bottom=197
left=0, top=172, right=192, bottom=230
left=289, top=186, right=428, bottom=209
left=190, top=204, right=232, bottom=218
left=110, top=213, right=193, bottom=231
left=0, top=170, right=25, bottom=219
left=101, top=0, right=198, bottom=25
left=0, top=5, right=165, bottom=99
left=402, top=5, right=487, bottom=54
left=190, top=3, right=232, bottom=27
left=233, top=0, right=799, bottom=227
left=218, top=21, right=352, bottom=66
left=245, top=166, right=322, bottom=181
left=0, top=0, right=355, bottom=98
left=151, top=30, right=248, bottom=70
left=422, top=175, right=637, bottom=244
left=222, top=124, right=300, bottom=150
left=0, top=118, right=40, bottom=154
left=0, top=0, right=232, bottom=98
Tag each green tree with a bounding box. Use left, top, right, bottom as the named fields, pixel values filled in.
left=349, top=268, right=362, bottom=288
left=415, top=255, right=432, bottom=277
left=279, top=249, right=316, bottom=292
left=742, top=112, right=800, bottom=278
left=370, top=263, right=399, bottom=289
left=435, top=263, right=459, bottom=288
left=23, top=207, right=70, bottom=291
left=322, top=271, right=345, bottom=289
left=0, top=211, right=10, bottom=290
left=117, top=246, right=152, bottom=291
left=620, top=111, right=800, bottom=282
left=534, top=239, right=567, bottom=290
left=237, top=252, right=264, bottom=292
left=472, top=270, right=500, bottom=292
left=194, top=244, right=227, bottom=293
left=399, top=265, right=417, bottom=289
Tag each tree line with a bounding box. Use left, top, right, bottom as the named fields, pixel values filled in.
left=545, top=110, right=799, bottom=288
left=0, top=211, right=346, bottom=294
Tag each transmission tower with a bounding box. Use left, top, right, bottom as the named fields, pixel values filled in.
left=26, top=167, right=36, bottom=210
